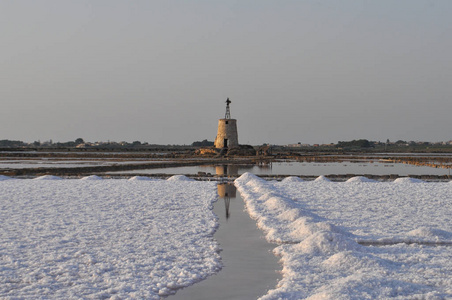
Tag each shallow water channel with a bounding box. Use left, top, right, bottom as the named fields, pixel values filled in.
left=107, top=161, right=452, bottom=177
left=170, top=183, right=281, bottom=300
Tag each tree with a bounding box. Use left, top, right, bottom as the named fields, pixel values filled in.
left=0, top=140, right=26, bottom=147
left=75, top=138, right=85, bottom=145
left=192, top=139, right=214, bottom=147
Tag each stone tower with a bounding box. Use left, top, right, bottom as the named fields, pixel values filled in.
left=214, top=98, right=239, bottom=149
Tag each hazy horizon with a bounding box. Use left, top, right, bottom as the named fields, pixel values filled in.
left=1, top=1, right=451, bottom=145
left=3, top=136, right=451, bottom=146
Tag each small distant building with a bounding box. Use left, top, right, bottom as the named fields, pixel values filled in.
left=214, top=98, right=239, bottom=149
left=287, top=143, right=305, bottom=148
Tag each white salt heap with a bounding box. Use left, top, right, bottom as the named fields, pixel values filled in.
left=280, top=176, right=305, bottom=183
left=167, top=174, right=195, bottom=182
left=345, top=176, right=377, bottom=183
left=128, top=176, right=160, bottom=181
left=33, top=175, right=63, bottom=180
left=80, top=175, right=103, bottom=180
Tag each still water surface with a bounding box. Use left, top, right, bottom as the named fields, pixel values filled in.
left=170, top=184, right=280, bottom=300
left=108, top=161, right=451, bottom=176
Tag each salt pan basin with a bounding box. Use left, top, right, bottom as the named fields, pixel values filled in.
left=3, top=174, right=451, bottom=299
left=0, top=177, right=220, bottom=299
left=235, top=173, right=452, bottom=299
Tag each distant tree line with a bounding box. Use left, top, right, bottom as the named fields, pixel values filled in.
left=337, top=139, right=373, bottom=148
left=0, top=138, right=150, bottom=149
left=2, top=138, right=451, bottom=151
left=0, top=140, right=27, bottom=147
left=191, top=139, right=214, bottom=147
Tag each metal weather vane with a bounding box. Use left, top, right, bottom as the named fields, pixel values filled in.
left=225, top=98, right=231, bottom=119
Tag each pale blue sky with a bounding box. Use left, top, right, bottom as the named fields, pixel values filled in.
left=1, top=1, right=451, bottom=145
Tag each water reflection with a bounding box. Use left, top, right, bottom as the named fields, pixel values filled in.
left=215, top=165, right=239, bottom=176
left=217, top=183, right=236, bottom=220
left=215, top=163, right=271, bottom=177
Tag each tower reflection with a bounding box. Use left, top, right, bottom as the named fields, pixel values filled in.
left=215, top=165, right=239, bottom=177
left=217, top=183, right=236, bottom=220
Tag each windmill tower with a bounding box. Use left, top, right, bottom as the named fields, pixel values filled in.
left=214, top=98, right=239, bottom=149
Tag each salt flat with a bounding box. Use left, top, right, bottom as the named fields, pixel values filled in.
left=0, top=176, right=220, bottom=299
left=2, top=173, right=452, bottom=299
left=235, top=173, right=452, bottom=299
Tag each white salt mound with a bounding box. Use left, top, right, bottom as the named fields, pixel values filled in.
left=281, top=176, right=305, bottom=183
left=235, top=172, right=264, bottom=183
left=0, top=175, right=13, bottom=181
left=314, top=175, right=331, bottom=182
left=393, top=177, right=424, bottom=183
left=80, top=175, right=103, bottom=180
left=295, top=231, right=362, bottom=255
left=346, top=176, right=377, bottom=183
left=129, top=176, right=158, bottom=181
left=408, top=227, right=452, bottom=240
left=167, top=175, right=195, bottom=182
left=33, top=175, right=63, bottom=180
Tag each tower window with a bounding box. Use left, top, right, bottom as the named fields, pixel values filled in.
left=225, top=121, right=228, bottom=124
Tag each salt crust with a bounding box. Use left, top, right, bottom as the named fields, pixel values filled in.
left=2, top=174, right=451, bottom=298
left=235, top=173, right=452, bottom=299
left=0, top=178, right=219, bottom=299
